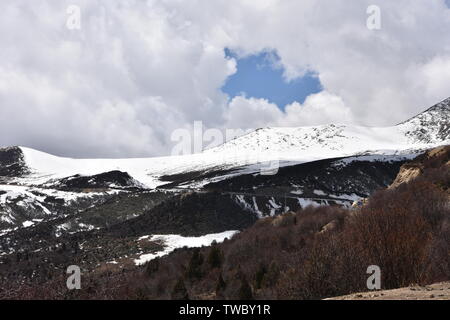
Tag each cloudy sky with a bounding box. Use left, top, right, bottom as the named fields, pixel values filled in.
left=1, top=0, right=450, bottom=158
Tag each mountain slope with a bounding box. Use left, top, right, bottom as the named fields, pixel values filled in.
left=0, top=97, right=449, bottom=289
left=2, top=97, right=449, bottom=191
left=0, top=97, right=449, bottom=232
left=398, top=97, right=450, bottom=143
left=204, top=97, right=450, bottom=160
left=5, top=145, right=447, bottom=299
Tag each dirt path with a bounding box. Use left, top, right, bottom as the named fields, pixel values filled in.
left=326, top=282, right=450, bottom=300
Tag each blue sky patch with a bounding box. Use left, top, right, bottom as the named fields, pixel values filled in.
left=222, top=49, right=322, bottom=109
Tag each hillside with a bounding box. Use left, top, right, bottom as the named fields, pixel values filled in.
left=1, top=97, right=449, bottom=235
left=0, top=97, right=449, bottom=299
left=1, top=145, right=448, bottom=299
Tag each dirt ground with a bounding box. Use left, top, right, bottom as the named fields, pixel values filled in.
left=326, top=282, right=450, bottom=300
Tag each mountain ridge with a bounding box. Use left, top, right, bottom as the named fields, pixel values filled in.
left=1, top=96, right=449, bottom=191
left=0, top=97, right=449, bottom=290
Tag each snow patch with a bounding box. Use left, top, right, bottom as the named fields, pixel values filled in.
left=134, top=231, right=239, bottom=265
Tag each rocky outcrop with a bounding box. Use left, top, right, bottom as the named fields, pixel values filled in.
left=50, top=170, right=144, bottom=190
left=400, top=97, right=450, bottom=144
left=389, top=166, right=423, bottom=188
left=390, top=145, right=450, bottom=188
left=0, top=146, right=28, bottom=178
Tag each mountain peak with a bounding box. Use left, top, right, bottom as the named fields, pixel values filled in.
left=398, top=96, right=450, bottom=124
left=397, top=96, right=450, bottom=144
left=422, top=96, right=450, bottom=114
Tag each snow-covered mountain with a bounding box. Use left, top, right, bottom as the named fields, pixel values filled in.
left=205, top=96, right=450, bottom=160
left=3, top=97, right=450, bottom=190
left=0, top=96, right=449, bottom=283
left=0, top=98, right=448, bottom=234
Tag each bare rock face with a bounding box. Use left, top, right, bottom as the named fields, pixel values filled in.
left=0, top=146, right=28, bottom=178
left=319, top=219, right=338, bottom=234
left=390, top=145, right=450, bottom=189
left=390, top=166, right=423, bottom=188
left=50, top=170, right=143, bottom=191
left=400, top=97, right=450, bottom=144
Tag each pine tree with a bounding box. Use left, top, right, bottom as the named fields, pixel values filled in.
left=255, top=264, right=267, bottom=289
left=207, top=245, right=222, bottom=269
left=186, top=248, right=203, bottom=279
left=215, top=274, right=226, bottom=294
left=146, top=258, right=159, bottom=276
left=238, top=277, right=254, bottom=300
left=171, top=277, right=189, bottom=300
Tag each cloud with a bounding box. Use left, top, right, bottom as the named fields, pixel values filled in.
left=225, top=91, right=354, bottom=129
left=225, top=96, right=284, bottom=129
left=0, top=1, right=235, bottom=157
left=281, top=92, right=355, bottom=126
left=0, top=0, right=449, bottom=157
left=414, top=55, right=450, bottom=100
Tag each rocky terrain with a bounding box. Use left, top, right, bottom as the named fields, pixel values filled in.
left=390, top=145, right=450, bottom=188
left=2, top=143, right=446, bottom=299
left=327, top=282, right=450, bottom=300
left=0, top=97, right=449, bottom=295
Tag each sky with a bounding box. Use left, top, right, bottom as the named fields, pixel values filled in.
left=222, top=49, right=322, bottom=108
left=0, top=0, right=450, bottom=158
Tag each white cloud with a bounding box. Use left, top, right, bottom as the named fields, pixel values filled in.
left=0, top=0, right=449, bottom=157
left=225, top=96, right=284, bottom=129
left=281, top=92, right=356, bottom=126
left=415, top=55, right=450, bottom=100
left=225, top=92, right=354, bottom=129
